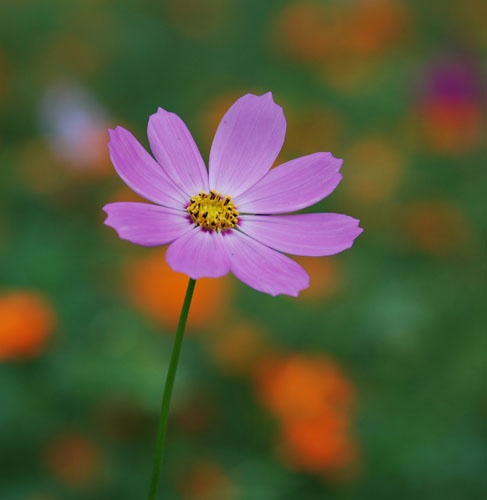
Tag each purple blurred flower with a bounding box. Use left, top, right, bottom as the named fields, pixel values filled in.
left=414, top=55, right=482, bottom=154
left=417, top=56, right=481, bottom=103
left=103, top=93, right=362, bottom=296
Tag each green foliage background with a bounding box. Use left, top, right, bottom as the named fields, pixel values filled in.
left=0, top=0, right=485, bottom=499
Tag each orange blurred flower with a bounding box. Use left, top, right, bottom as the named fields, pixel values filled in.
left=254, top=354, right=357, bottom=473
left=124, top=250, right=232, bottom=330
left=0, top=291, right=56, bottom=360
left=255, top=355, right=354, bottom=420
left=280, top=415, right=356, bottom=471
left=272, top=0, right=411, bottom=63
left=401, top=200, right=470, bottom=255
left=418, top=98, right=482, bottom=155
left=178, top=460, right=238, bottom=500
left=344, top=0, right=411, bottom=56
left=44, top=432, right=101, bottom=487
left=271, top=0, right=411, bottom=94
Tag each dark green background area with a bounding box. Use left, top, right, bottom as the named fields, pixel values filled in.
left=0, top=1, right=485, bottom=499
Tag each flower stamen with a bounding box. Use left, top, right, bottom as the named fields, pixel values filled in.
left=187, top=190, right=239, bottom=232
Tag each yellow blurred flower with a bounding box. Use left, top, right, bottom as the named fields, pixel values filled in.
left=342, top=136, right=405, bottom=205
left=282, top=106, right=344, bottom=161
left=164, top=0, right=232, bottom=40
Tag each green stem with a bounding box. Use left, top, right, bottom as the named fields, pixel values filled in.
left=147, top=278, right=196, bottom=500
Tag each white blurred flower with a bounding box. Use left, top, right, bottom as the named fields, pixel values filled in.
left=38, top=82, right=109, bottom=171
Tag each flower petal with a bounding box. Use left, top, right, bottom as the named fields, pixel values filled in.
left=108, top=126, right=187, bottom=208
left=147, top=108, right=209, bottom=197
left=223, top=230, right=309, bottom=297
left=166, top=227, right=231, bottom=279
left=235, top=153, right=343, bottom=214
left=209, top=93, right=286, bottom=198
left=103, top=202, right=192, bottom=246
left=239, top=213, right=363, bottom=256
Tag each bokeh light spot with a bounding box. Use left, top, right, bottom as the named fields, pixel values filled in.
left=124, top=250, right=232, bottom=330
left=0, top=291, right=56, bottom=361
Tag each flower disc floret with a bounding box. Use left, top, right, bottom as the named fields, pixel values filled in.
left=187, top=190, right=239, bottom=232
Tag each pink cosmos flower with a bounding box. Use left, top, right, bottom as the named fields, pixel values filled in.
left=103, top=93, right=362, bottom=296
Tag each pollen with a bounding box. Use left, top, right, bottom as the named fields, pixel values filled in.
left=187, top=190, right=239, bottom=232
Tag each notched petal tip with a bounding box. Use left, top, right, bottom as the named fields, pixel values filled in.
left=152, top=106, right=174, bottom=118
left=240, top=91, right=282, bottom=109
left=330, top=153, right=344, bottom=169
left=261, top=90, right=275, bottom=102
left=108, top=125, right=123, bottom=134
left=340, top=214, right=364, bottom=236
left=101, top=203, right=116, bottom=218
left=107, top=125, right=128, bottom=144
left=353, top=224, right=364, bottom=239
left=256, top=90, right=278, bottom=103
left=343, top=219, right=364, bottom=251
left=261, top=91, right=285, bottom=116
left=316, top=151, right=343, bottom=170
left=102, top=214, right=118, bottom=235
left=101, top=206, right=116, bottom=229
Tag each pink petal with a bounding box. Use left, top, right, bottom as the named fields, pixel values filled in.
left=223, top=230, right=309, bottom=297
left=108, top=127, right=187, bottom=208
left=103, top=202, right=192, bottom=246
left=166, top=227, right=231, bottom=279
left=234, top=153, right=343, bottom=214
left=209, top=93, right=286, bottom=198
left=147, top=108, right=209, bottom=197
left=239, top=213, right=363, bottom=256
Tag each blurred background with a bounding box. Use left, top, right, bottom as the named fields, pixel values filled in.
left=0, top=0, right=485, bottom=499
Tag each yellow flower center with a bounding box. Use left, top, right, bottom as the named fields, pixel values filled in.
left=187, top=190, right=239, bottom=232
